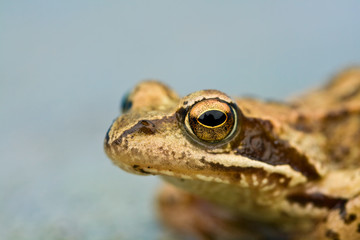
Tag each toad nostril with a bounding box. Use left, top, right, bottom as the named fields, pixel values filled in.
left=137, top=120, right=156, bottom=135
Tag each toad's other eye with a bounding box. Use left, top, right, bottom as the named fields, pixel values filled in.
left=121, top=92, right=132, bottom=113
left=185, top=99, right=238, bottom=143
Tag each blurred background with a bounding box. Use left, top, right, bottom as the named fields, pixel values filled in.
left=1, top=1, right=360, bottom=239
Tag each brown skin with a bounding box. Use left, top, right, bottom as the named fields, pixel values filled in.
left=104, top=68, right=360, bottom=240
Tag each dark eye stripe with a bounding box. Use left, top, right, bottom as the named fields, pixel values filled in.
left=198, top=110, right=227, bottom=127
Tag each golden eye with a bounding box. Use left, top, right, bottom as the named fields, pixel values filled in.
left=185, top=99, right=237, bottom=143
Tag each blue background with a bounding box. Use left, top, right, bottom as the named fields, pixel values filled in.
left=1, top=1, right=360, bottom=239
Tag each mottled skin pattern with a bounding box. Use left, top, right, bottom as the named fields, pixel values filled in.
left=104, top=68, right=360, bottom=240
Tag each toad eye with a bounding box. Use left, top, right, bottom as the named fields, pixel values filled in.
left=185, top=99, right=238, bottom=143
left=121, top=92, right=132, bottom=113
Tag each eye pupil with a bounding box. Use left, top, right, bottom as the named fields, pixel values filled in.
left=198, top=110, right=227, bottom=127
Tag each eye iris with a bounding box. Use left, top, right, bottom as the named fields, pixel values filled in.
left=198, top=110, right=227, bottom=127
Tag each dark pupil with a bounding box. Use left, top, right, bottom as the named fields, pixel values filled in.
left=198, top=110, right=226, bottom=127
